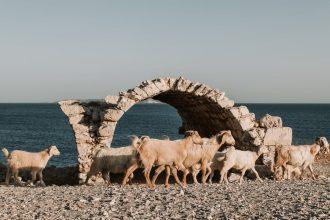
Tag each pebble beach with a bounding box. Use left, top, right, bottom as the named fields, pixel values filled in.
left=0, top=159, right=328, bottom=220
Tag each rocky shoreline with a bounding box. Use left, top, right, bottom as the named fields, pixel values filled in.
left=0, top=160, right=328, bottom=220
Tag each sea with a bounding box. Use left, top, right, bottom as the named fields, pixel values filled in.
left=0, top=103, right=329, bottom=167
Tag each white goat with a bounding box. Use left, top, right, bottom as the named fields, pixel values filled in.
left=85, top=144, right=140, bottom=185
left=2, top=146, right=60, bottom=186
left=274, top=138, right=325, bottom=180
left=207, top=151, right=226, bottom=183
left=181, top=130, right=236, bottom=186
left=131, top=131, right=203, bottom=189
left=219, top=146, right=269, bottom=184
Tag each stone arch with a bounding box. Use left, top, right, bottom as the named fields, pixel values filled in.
left=59, top=77, right=292, bottom=183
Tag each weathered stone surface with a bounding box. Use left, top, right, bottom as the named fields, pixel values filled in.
left=174, top=77, right=192, bottom=92
left=238, top=114, right=256, bottom=131
left=98, top=122, right=117, bottom=137
left=105, top=95, right=120, bottom=105
left=153, top=78, right=170, bottom=91
left=116, top=96, right=136, bottom=111
left=229, top=107, right=241, bottom=119
left=252, top=137, right=263, bottom=146
left=263, top=127, right=292, bottom=146
left=166, top=77, right=177, bottom=88
left=239, top=106, right=250, bottom=116
left=140, top=81, right=160, bottom=97
left=260, top=114, right=283, bottom=128
left=69, top=114, right=84, bottom=124
left=60, top=103, right=85, bottom=117
left=102, top=109, right=124, bottom=122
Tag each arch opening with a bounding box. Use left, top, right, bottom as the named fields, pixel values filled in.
left=112, top=100, right=182, bottom=147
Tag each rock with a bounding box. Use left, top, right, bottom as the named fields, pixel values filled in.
left=238, top=114, right=256, bottom=130
left=98, top=123, right=116, bottom=137
left=90, top=197, right=101, bottom=202
left=105, top=95, right=120, bottom=105
left=102, top=109, right=124, bottom=122
left=263, top=127, right=292, bottom=146
left=116, top=96, right=136, bottom=111
left=259, top=114, right=283, bottom=128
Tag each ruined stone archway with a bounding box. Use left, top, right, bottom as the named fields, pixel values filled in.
left=59, top=77, right=292, bottom=183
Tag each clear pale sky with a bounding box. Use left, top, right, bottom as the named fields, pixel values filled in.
left=0, top=0, right=329, bottom=103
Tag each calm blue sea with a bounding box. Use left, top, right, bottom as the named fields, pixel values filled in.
left=0, top=103, right=329, bottom=167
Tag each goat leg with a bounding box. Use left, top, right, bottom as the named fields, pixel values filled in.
left=165, top=165, right=171, bottom=189
left=208, top=171, right=214, bottom=184
left=204, top=164, right=212, bottom=182
left=5, top=167, right=10, bottom=186
left=308, top=165, right=316, bottom=180
left=201, top=162, right=207, bottom=185
left=251, top=167, right=263, bottom=182
left=144, top=166, right=153, bottom=189
left=239, top=168, right=247, bottom=184
left=38, top=171, right=46, bottom=187
left=192, top=168, right=200, bottom=185
left=122, top=164, right=138, bottom=186
left=182, top=169, right=189, bottom=187
left=151, top=165, right=166, bottom=188
left=102, top=171, right=110, bottom=185
left=170, top=166, right=185, bottom=189
left=27, top=171, right=37, bottom=186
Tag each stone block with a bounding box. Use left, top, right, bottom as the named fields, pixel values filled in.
left=175, top=78, right=192, bottom=92
left=102, top=109, right=124, bottom=122
left=141, top=82, right=160, bottom=97
left=153, top=78, right=170, bottom=91
left=116, top=96, right=136, bottom=111
left=263, top=127, right=292, bottom=146
left=238, top=114, right=256, bottom=130
left=259, top=114, right=283, bottom=128
left=105, top=95, right=120, bottom=105
left=229, top=107, right=240, bottom=119
left=239, top=106, right=250, bottom=116
left=60, top=104, right=85, bottom=117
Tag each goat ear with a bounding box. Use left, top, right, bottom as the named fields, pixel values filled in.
left=128, top=135, right=138, bottom=141
left=141, top=136, right=150, bottom=142
left=219, top=130, right=230, bottom=137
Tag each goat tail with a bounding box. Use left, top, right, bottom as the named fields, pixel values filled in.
left=2, top=148, right=9, bottom=158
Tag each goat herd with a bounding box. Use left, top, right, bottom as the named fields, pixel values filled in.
left=1, top=130, right=329, bottom=189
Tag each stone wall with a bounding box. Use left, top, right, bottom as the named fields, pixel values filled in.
left=59, top=77, right=292, bottom=183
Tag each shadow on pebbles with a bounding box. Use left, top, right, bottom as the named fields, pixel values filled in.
left=0, top=175, right=329, bottom=219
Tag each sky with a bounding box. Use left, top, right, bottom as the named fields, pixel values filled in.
left=0, top=0, right=329, bottom=103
